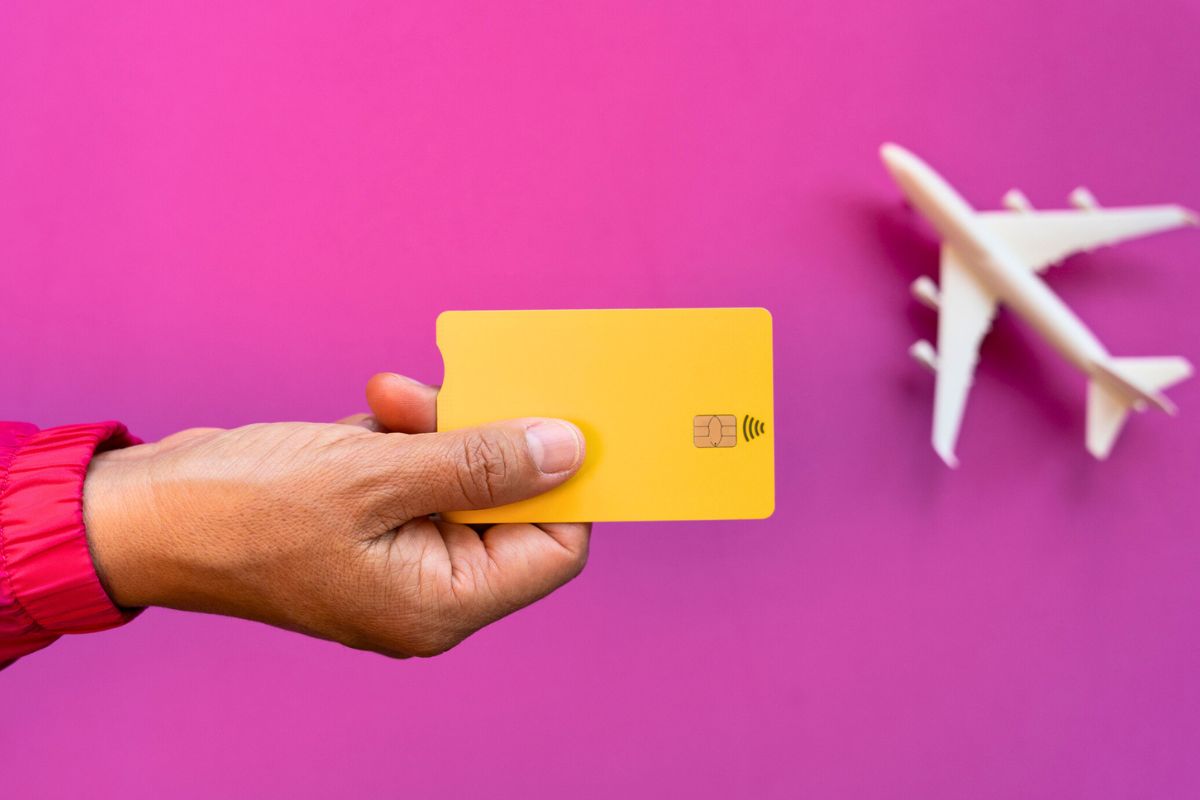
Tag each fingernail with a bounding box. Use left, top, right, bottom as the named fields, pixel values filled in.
left=525, top=421, right=582, bottom=474
left=386, top=372, right=426, bottom=386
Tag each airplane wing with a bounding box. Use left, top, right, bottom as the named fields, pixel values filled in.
left=933, top=246, right=998, bottom=467
left=978, top=205, right=1196, bottom=273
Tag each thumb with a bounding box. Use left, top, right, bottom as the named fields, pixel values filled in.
left=378, top=418, right=585, bottom=517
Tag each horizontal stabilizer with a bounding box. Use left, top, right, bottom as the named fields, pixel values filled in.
left=1086, top=357, right=1192, bottom=459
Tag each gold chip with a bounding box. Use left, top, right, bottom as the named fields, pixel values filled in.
left=694, top=414, right=737, bottom=448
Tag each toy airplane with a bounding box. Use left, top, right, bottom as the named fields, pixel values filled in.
left=881, top=143, right=1197, bottom=466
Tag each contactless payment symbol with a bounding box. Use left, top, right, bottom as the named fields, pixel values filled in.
left=742, top=415, right=767, bottom=441
left=694, top=414, right=737, bottom=447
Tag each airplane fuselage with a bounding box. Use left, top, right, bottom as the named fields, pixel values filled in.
left=884, top=146, right=1110, bottom=375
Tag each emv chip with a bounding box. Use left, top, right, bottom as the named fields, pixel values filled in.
left=694, top=414, right=737, bottom=448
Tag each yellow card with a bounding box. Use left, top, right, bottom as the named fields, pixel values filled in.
left=437, top=308, right=774, bottom=522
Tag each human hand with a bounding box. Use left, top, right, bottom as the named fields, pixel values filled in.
left=82, top=373, right=590, bottom=658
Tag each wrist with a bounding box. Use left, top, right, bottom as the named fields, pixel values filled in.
left=83, top=448, right=165, bottom=609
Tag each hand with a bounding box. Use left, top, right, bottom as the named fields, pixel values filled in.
left=82, top=373, right=591, bottom=658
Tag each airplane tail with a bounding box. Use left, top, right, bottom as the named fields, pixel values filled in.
left=1086, top=357, right=1193, bottom=458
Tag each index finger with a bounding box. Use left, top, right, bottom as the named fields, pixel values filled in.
left=365, top=372, right=439, bottom=433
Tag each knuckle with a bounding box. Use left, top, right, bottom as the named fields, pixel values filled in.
left=547, top=531, right=590, bottom=581
left=547, top=546, right=588, bottom=588
left=343, top=620, right=459, bottom=660
left=456, top=430, right=515, bottom=506
left=396, top=619, right=467, bottom=659
left=343, top=600, right=471, bottom=660
left=563, top=545, right=589, bottom=580
left=407, top=635, right=459, bottom=659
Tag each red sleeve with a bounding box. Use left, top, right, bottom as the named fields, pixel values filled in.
left=0, top=421, right=142, bottom=669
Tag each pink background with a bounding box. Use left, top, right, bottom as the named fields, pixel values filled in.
left=3, top=2, right=1200, bottom=797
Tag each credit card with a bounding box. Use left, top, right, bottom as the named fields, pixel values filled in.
left=436, top=308, right=774, bottom=522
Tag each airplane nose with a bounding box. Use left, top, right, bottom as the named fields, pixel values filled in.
left=879, top=142, right=910, bottom=172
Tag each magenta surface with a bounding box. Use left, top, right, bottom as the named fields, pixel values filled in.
left=3, top=3, right=1200, bottom=797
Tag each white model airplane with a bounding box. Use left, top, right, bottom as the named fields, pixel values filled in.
left=881, top=143, right=1197, bottom=466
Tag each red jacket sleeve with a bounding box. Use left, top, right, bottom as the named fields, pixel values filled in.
left=0, top=421, right=142, bottom=669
